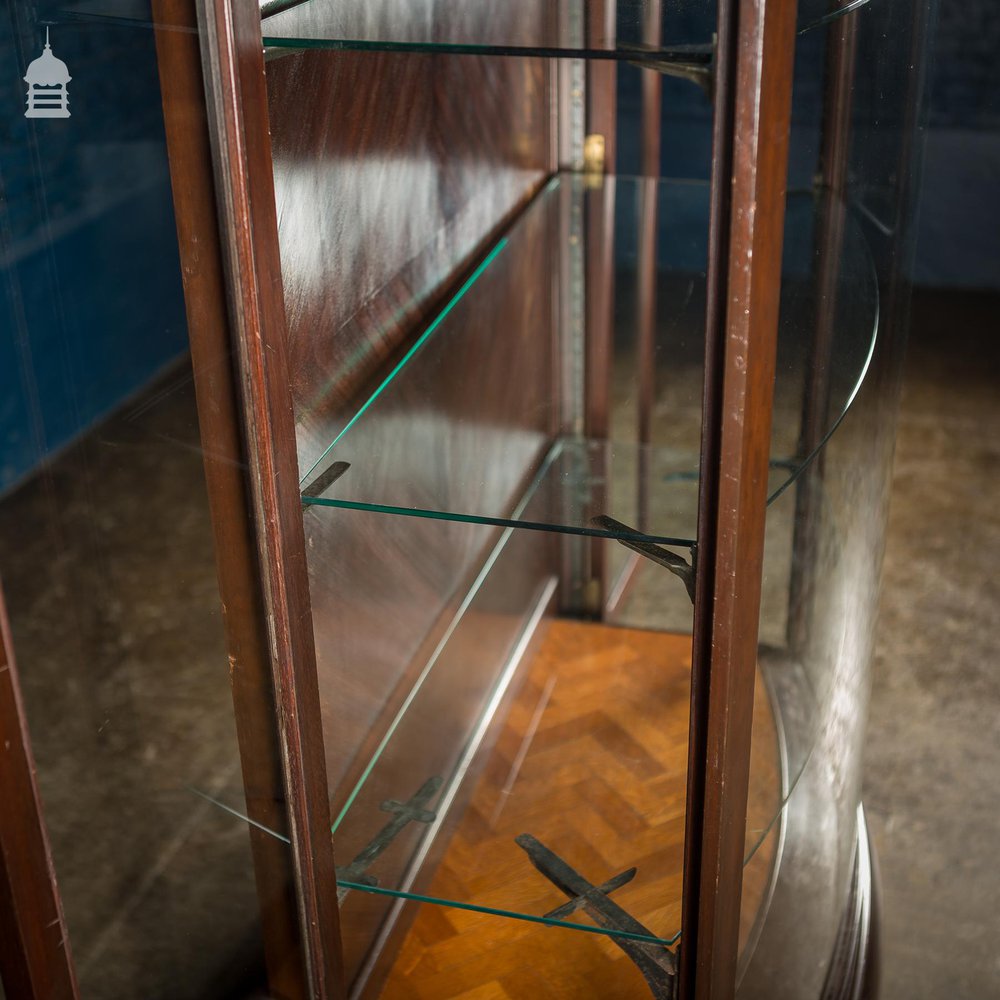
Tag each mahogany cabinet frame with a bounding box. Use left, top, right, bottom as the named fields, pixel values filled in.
left=151, top=1, right=345, bottom=996
left=681, top=0, right=798, bottom=995
left=0, top=583, right=78, bottom=1000
left=163, top=0, right=800, bottom=991
left=0, top=0, right=918, bottom=998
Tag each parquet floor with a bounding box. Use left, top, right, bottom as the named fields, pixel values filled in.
left=379, top=620, right=780, bottom=999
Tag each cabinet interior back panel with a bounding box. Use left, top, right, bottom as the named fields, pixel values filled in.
left=264, top=1, right=556, bottom=474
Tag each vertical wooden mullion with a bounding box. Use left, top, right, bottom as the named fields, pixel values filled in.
left=152, top=3, right=331, bottom=996
left=0, top=584, right=79, bottom=1000
left=681, top=0, right=798, bottom=997
left=640, top=0, right=663, bottom=180
left=188, top=0, right=345, bottom=995
left=679, top=0, right=739, bottom=983
left=586, top=0, right=618, bottom=172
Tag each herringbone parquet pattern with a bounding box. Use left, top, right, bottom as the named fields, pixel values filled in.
left=380, top=620, right=780, bottom=999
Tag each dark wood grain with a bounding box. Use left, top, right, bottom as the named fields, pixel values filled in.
left=262, top=5, right=555, bottom=475
left=0, top=584, right=79, bottom=1000
left=157, top=0, right=349, bottom=995
left=302, top=189, right=557, bottom=795
left=641, top=0, right=663, bottom=179
left=299, top=180, right=559, bottom=984
left=151, top=3, right=325, bottom=995
left=680, top=0, right=739, bottom=977
left=587, top=0, right=618, bottom=172
left=682, top=0, right=798, bottom=996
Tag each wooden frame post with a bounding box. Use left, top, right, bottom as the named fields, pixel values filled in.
left=586, top=0, right=618, bottom=173
left=681, top=0, right=798, bottom=996
left=0, top=583, right=79, bottom=1000
left=152, top=2, right=345, bottom=996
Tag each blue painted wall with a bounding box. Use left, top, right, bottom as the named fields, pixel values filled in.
left=615, top=2, right=999, bottom=290
left=1, top=1, right=188, bottom=494
left=913, top=4, right=1000, bottom=288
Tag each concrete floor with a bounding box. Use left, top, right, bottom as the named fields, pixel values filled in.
left=0, top=290, right=996, bottom=997
left=0, top=368, right=265, bottom=1000
left=864, top=290, right=1000, bottom=999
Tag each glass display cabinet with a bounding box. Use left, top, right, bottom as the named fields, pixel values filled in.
left=0, top=0, right=930, bottom=997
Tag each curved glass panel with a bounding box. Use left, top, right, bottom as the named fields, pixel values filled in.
left=740, top=357, right=891, bottom=997
left=739, top=2, right=930, bottom=992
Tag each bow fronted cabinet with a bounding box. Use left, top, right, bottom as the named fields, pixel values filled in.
left=0, top=0, right=932, bottom=997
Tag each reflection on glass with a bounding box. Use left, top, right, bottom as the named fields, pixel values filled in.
left=291, top=166, right=880, bottom=988
left=739, top=6, right=925, bottom=991
left=257, top=0, right=873, bottom=53
left=0, top=367, right=268, bottom=998
left=300, top=176, right=877, bottom=557
left=0, top=11, right=274, bottom=995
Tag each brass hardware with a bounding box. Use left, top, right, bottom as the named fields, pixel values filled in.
left=583, top=576, right=603, bottom=615
left=583, top=133, right=606, bottom=176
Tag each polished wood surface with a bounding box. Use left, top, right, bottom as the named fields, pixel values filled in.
left=160, top=1, right=563, bottom=992
left=379, top=620, right=779, bottom=999
left=683, top=0, right=798, bottom=995
left=152, top=3, right=331, bottom=995
left=587, top=0, right=618, bottom=173
left=302, top=185, right=558, bottom=807
left=296, top=183, right=559, bottom=985
left=640, top=0, right=663, bottom=180
left=156, top=1, right=345, bottom=994
left=263, top=3, right=555, bottom=474
left=201, top=1, right=348, bottom=991
left=0, top=584, right=79, bottom=999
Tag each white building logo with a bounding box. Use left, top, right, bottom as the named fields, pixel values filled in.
left=24, top=29, right=71, bottom=119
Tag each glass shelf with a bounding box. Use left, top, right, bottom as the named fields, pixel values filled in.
left=198, top=619, right=781, bottom=964
left=309, top=606, right=778, bottom=963
left=303, top=439, right=802, bottom=549
left=330, top=618, right=695, bottom=949
left=299, top=173, right=879, bottom=549
left=259, top=0, right=874, bottom=55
